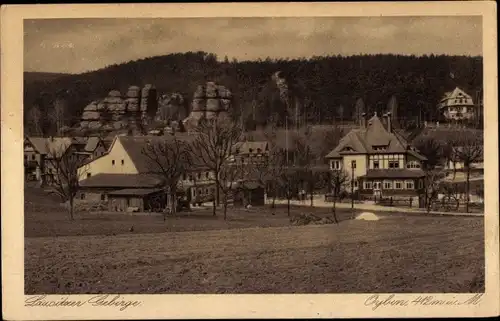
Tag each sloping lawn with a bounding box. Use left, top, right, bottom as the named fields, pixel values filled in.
left=25, top=215, right=484, bottom=294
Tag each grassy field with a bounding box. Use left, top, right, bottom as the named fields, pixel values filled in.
left=24, top=186, right=485, bottom=294
left=25, top=186, right=355, bottom=238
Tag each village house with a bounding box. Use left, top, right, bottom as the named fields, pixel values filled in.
left=24, top=136, right=73, bottom=183
left=71, top=137, right=108, bottom=162
left=437, top=87, right=477, bottom=121
left=325, top=112, right=427, bottom=204
left=230, top=141, right=269, bottom=164
left=76, top=134, right=217, bottom=211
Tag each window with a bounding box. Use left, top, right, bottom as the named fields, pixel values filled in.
left=101, top=194, right=106, bottom=201
left=193, top=189, right=196, bottom=196
left=383, top=181, right=393, bottom=189
left=112, top=160, right=115, bottom=165
left=363, top=181, right=372, bottom=189
left=205, top=172, right=209, bottom=179
left=418, top=179, right=424, bottom=189
left=257, top=148, right=262, bottom=154
left=80, top=193, right=85, bottom=200
left=249, top=148, right=253, bottom=153
left=121, top=159, right=124, bottom=165
left=205, top=188, right=209, bottom=194
left=189, top=174, right=193, bottom=181
left=373, top=182, right=381, bottom=190
left=351, top=160, right=356, bottom=169
left=406, top=181, right=415, bottom=189
left=24, top=155, right=27, bottom=160
left=353, top=181, right=358, bottom=188
left=87, top=173, right=91, bottom=178
left=182, top=174, right=187, bottom=180
left=389, top=161, right=399, bottom=169
left=32, top=155, right=36, bottom=160
left=395, top=181, right=402, bottom=189
left=197, top=173, right=201, bottom=180
left=331, top=160, right=341, bottom=170
left=407, top=161, right=421, bottom=169
left=373, top=161, right=380, bottom=169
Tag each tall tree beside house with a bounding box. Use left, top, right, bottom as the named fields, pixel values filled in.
left=44, top=143, right=88, bottom=220
left=218, top=160, right=245, bottom=220
left=423, top=169, right=446, bottom=213
left=328, top=168, right=350, bottom=224
left=27, top=105, right=43, bottom=136
left=293, top=126, right=317, bottom=207
left=141, top=137, right=193, bottom=218
left=354, top=98, right=365, bottom=125
left=450, top=132, right=483, bottom=213
left=413, top=136, right=445, bottom=170
left=50, top=98, right=68, bottom=135
left=190, top=118, right=242, bottom=215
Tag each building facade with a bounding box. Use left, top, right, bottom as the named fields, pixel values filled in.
left=325, top=112, right=427, bottom=201
left=438, top=87, right=476, bottom=121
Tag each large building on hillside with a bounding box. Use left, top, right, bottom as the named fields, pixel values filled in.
left=325, top=112, right=427, bottom=202
left=438, top=87, right=476, bottom=121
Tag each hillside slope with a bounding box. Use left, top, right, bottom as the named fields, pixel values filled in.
left=23, top=52, right=483, bottom=135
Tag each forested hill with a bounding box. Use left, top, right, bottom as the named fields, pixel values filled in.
left=24, top=51, right=482, bottom=132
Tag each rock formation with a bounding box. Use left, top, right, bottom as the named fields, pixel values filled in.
left=182, top=81, right=232, bottom=131
left=155, top=93, right=187, bottom=122
left=79, top=84, right=158, bottom=133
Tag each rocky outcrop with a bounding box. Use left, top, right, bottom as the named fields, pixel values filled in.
left=182, top=81, right=232, bottom=131
left=79, top=85, right=158, bottom=133
left=155, top=93, right=186, bottom=122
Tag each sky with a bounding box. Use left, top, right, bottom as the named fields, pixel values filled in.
left=24, top=16, right=482, bottom=74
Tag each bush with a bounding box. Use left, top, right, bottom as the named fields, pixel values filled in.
left=289, top=214, right=334, bottom=226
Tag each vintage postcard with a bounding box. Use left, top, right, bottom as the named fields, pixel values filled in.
left=1, top=1, right=499, bottom=319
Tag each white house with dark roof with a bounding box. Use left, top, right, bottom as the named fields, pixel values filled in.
left=438, top=87, right=476, bottom=121
left=325, top=112, right=427, bottom=201
left=77, top=134, right=217, bottom=207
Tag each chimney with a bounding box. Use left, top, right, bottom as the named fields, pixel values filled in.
left=386, top=112, right=392, bottom=133
left=361, top=113, right=367, bottom=128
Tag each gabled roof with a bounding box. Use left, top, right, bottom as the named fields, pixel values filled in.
left=441, top=87, right=472, bottom=100
left=115, top=134, right=208, bottom=173
left=325, top=114, right=422, bottom=158
left=25, top=137, right=73, bottom=157
left=72, top=137, right=103, bottom=153
left=79, top=173, right=164, bottom=188
left=233, top=141, right=269, bottom=154
left=107, top=188, right=164, bottom=196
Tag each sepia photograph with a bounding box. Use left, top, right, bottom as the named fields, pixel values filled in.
left=2, top=2, right=499, bottom=319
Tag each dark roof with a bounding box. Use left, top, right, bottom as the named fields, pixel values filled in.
left=233, top=141, right=269, bottom=155
left=116, top=135, right=209, bottom=173
left=361, top=169, right=425, bottom=179
left=25, top=137, right=73, bottom=156
left=79, top=173, right=164, bottom=188
left=107, top=188, right=163, bottom=196
left=325, top=114, right=426, bottom=160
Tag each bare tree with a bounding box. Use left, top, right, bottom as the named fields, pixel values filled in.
left=45, top=142, right=87, bottom=220
left=450, top=133, right=483, bottom=213
left=218, top=161, right=245, bottom=220
left=28, top=106, right=43, bottom=136
left=49, top=98, right=67, bottom=135
left=142, top=137, right=192, bottom=218
left=190, top=118, right=242, bottom=215
left=423, top=169, right=445, bottom=213
left=328, top=169, right=349, bottom=223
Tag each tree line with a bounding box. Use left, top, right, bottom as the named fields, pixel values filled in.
left=24, top=51, right=483, bottom=136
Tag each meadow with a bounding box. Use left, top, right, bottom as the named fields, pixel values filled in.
left=24, top=187, right=484, bottom=294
